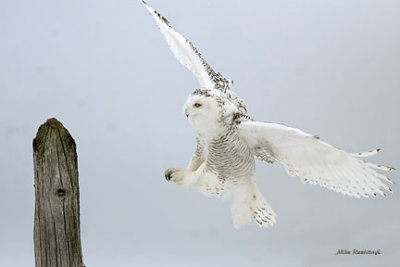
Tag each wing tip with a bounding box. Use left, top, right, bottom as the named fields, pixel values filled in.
left=141, top=0, right=150, bottom=9
left=366, top=162, right=396, bottom=172
left=141, top=0, right=171, bottom=25
left=352, top=148, right=381, bottom=158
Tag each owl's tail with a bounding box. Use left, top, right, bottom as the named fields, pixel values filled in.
left=226, top=182, right=276, bottom=229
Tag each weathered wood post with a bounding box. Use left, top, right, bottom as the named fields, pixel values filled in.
left=33, top=118, right=85, bottom=267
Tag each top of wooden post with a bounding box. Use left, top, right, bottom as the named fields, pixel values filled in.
left=33, top=118, right=76, bottom=155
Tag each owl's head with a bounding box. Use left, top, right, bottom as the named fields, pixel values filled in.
left=183, top=89, right=238, bottom=138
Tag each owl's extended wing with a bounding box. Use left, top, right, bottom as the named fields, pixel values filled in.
left=237, top=120, right=395, bottom=198
left=141, top=0, right=231, bottom=92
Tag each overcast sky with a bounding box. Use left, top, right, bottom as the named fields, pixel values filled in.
left=1, top=0, right=399, bottom=266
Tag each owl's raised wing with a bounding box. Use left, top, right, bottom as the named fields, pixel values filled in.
left=141, top=0, right=231, bottom=92
left=237, top=120, right=395, bottom=198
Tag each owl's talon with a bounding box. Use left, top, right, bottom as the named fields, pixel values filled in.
left=165, top=172, right=172, bottom=181
left=164, top=168, right=181, bottom=183
left=164, top=168, right=190, bottom=186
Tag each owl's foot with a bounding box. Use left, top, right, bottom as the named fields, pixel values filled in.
left=164, top=168, right=194, bottom=186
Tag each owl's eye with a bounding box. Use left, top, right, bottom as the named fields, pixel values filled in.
left=194, top=103, right=202, bottom=108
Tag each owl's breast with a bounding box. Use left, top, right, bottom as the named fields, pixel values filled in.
left=206, top=128, right=255, bottom=180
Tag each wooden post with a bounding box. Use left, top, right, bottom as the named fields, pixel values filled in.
left=33, top=118, right=85, bottom=267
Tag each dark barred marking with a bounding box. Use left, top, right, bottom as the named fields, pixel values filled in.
left=154, top=10, right=169, bottom=25
left=233, top=113, right=252, bottom=124
left=192, top=88, right=213, bottom=97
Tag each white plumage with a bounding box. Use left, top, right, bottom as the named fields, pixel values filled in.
left=238, top=121, right=394, bottom=198
left=141, top=0, right=395, bottom=229
left=141, top=1, right=232, bottom=92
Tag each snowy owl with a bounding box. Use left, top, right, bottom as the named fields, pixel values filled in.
left=141, top=1, right=395, bottom=229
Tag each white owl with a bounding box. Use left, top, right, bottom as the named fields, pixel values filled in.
left=141, top=1, right=395, bottom=229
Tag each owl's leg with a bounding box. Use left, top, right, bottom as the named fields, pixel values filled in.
left=187, top=154, right=204, bottom=171
left=164, top=153, right=205, bottom=185
left=165, top=165, right=224, bottom=196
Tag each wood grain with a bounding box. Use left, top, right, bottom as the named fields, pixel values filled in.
left=33, top=118, right=84, bottom=267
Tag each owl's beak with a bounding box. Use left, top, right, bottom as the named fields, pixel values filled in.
left=186, top=113, right=189, bottom=118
